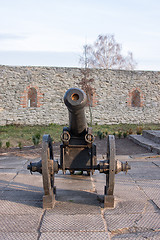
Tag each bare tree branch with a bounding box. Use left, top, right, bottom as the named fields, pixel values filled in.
left=80, top=34, right=137, bottom=70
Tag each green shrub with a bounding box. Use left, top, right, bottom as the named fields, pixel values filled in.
left=32, top=136, right=39, bottom=146
left=97, top=130, right=105, bottom=140
left=123, top=132, right=128, bottom=138
left=18, top=142, right=22, bottom=149
left=32, top=133, right=41, bottom=146
left=105, top=130, right=108, bottom=136
left=0, top=141, right=2, bottom=148
left=6, top=141, right=10, bottom=148
left=97, top=130, right=101, bottom=138
left=35, top=133, right=41, bottom=140
left=118, top=132, right=122, bottom=139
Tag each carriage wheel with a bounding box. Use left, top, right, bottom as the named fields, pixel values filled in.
left=42, top=135, right=55, bottom=209
left=104, top=135, right=116, bottom=208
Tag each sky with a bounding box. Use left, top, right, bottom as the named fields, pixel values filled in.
left=0, top=0, right=160, bottom=71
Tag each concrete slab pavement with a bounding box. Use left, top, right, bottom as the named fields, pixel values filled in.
left=129, top=130, right=160, bottom=154
left=0, top=153, right=159, bottom=239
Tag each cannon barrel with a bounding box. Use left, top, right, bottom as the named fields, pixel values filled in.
left=64, top=88, right=87, bottom=135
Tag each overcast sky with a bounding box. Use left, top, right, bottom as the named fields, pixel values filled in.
left=0, top=0, right=160, bottom=70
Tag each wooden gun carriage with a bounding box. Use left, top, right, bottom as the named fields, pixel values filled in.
left=27, top=88, right=130, bottom=208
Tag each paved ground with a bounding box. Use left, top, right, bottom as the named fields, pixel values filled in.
left=0, top=140, right=160, bottom=239
left=0, top=137, right=151, bottom=156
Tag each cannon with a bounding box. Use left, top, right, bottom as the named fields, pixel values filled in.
left=27, top=87, right=130, bottom=208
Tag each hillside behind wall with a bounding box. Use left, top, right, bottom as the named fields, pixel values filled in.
left=0, top=65, right=160, bottom=125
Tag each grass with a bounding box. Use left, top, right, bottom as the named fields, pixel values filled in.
left=92, top=123, right=160, bottom=140
left=0, top=123, right=64, bottom=148
left=0, top=123, right=160, bottom=148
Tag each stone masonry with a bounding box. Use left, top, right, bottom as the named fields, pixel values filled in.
left=0, top=65, right=160, bottom=125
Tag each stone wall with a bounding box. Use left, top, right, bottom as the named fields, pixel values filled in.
left=0, top=65, right=160, bottom=126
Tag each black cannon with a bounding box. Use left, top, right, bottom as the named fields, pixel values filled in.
left=61, top=88, right=96, bottom=176
left=27, top=87, right=130, bottom=209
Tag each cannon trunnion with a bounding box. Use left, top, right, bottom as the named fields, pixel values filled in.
left=27, top=87, right=130, bottom=209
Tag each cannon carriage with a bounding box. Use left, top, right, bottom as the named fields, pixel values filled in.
left=27, top=87, right=130, bottom=208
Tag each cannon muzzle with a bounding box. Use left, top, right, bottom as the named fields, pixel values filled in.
left=64, top=88, right=87, bottom=135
